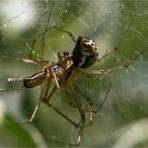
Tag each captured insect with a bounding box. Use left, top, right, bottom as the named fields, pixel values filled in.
left=0, top=1, right=148, bottom=146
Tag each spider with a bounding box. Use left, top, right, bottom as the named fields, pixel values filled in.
left=0, top=24, right=147, bottom=145
left=0, top=3, right=148, bottom=146
left=24, top=34, right=100, bottom=146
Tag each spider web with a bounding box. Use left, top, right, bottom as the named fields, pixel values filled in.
left=0, top=0, right=148, bottom=147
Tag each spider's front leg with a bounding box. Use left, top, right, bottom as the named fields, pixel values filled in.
left=30, top=25, right=76, bottom=62
left=76, top=111, right=86, bottom=145
left=80, top=45, right=148, bottom=78
left=85, top=104, right=96, bottom=127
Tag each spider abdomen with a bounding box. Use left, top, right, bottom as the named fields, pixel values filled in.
left=73, top=36, right=98, bottom=68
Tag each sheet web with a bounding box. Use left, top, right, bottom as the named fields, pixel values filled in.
left=0, top=0, right=148, bottom=147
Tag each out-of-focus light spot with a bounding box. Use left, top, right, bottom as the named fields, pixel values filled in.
left=113, top=119, right=148, bottom=148
left=1, top=0, right=37, bottom=33
left=64, top=9, right=68, bottom=13
left=0, top=99, right=6, bottom=125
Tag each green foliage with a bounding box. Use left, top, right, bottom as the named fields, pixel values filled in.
left=0, top=0, right=148, bottom=147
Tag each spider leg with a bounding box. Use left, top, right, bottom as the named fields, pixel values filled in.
left=95, top=82, right=111, bottom=113
left=97, top=47, right=118, bottom=63
left=25, top=3, right=75, bottom=65
left=70, top=87, right=86, bottom=145
left=74, top=83, right=93, bottom=105
left=81, top=45, right=148, bottom=78
left=30, top=2, right=55, bottom=61
left=64, top=89, right=78, bottom=107
left=82, top=82, right=111, bottom=127
left=74, top=83, right=96, bottom=127
left=97, top=14, right=138, bottom=64
left=46, top=102, right=78, bottom=127
left=33, top=25, right=76, bottom=45
left=22, top=2, right=55, bottom=64
left=28, top=25, right=76, bottom=65
left=51, top=26, right=76, bottom=43
left=24, top=40, right=49, bottom=65
left=64, top=86, right=95, bottom=128
left=76, top=113, right=85, bottom=146
left=38, top=2, right=55, bottom=60
left=43, top=84, right=78, bottom=127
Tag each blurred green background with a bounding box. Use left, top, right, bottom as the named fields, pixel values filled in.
left=0, top=0, right=148, bottom=147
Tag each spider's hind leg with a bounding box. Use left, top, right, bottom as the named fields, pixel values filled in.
left=70, top=86, right=87, bottom=145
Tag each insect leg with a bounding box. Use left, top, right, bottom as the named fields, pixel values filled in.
left=0, top=87, right=23, bottom=92
left=28, top=78, right=52, bottom=123
left=52, top=72, right=60, bottom=88
left=0, top=77, right=23, bottom=92
left=43, top=84, right=57, bottom=103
